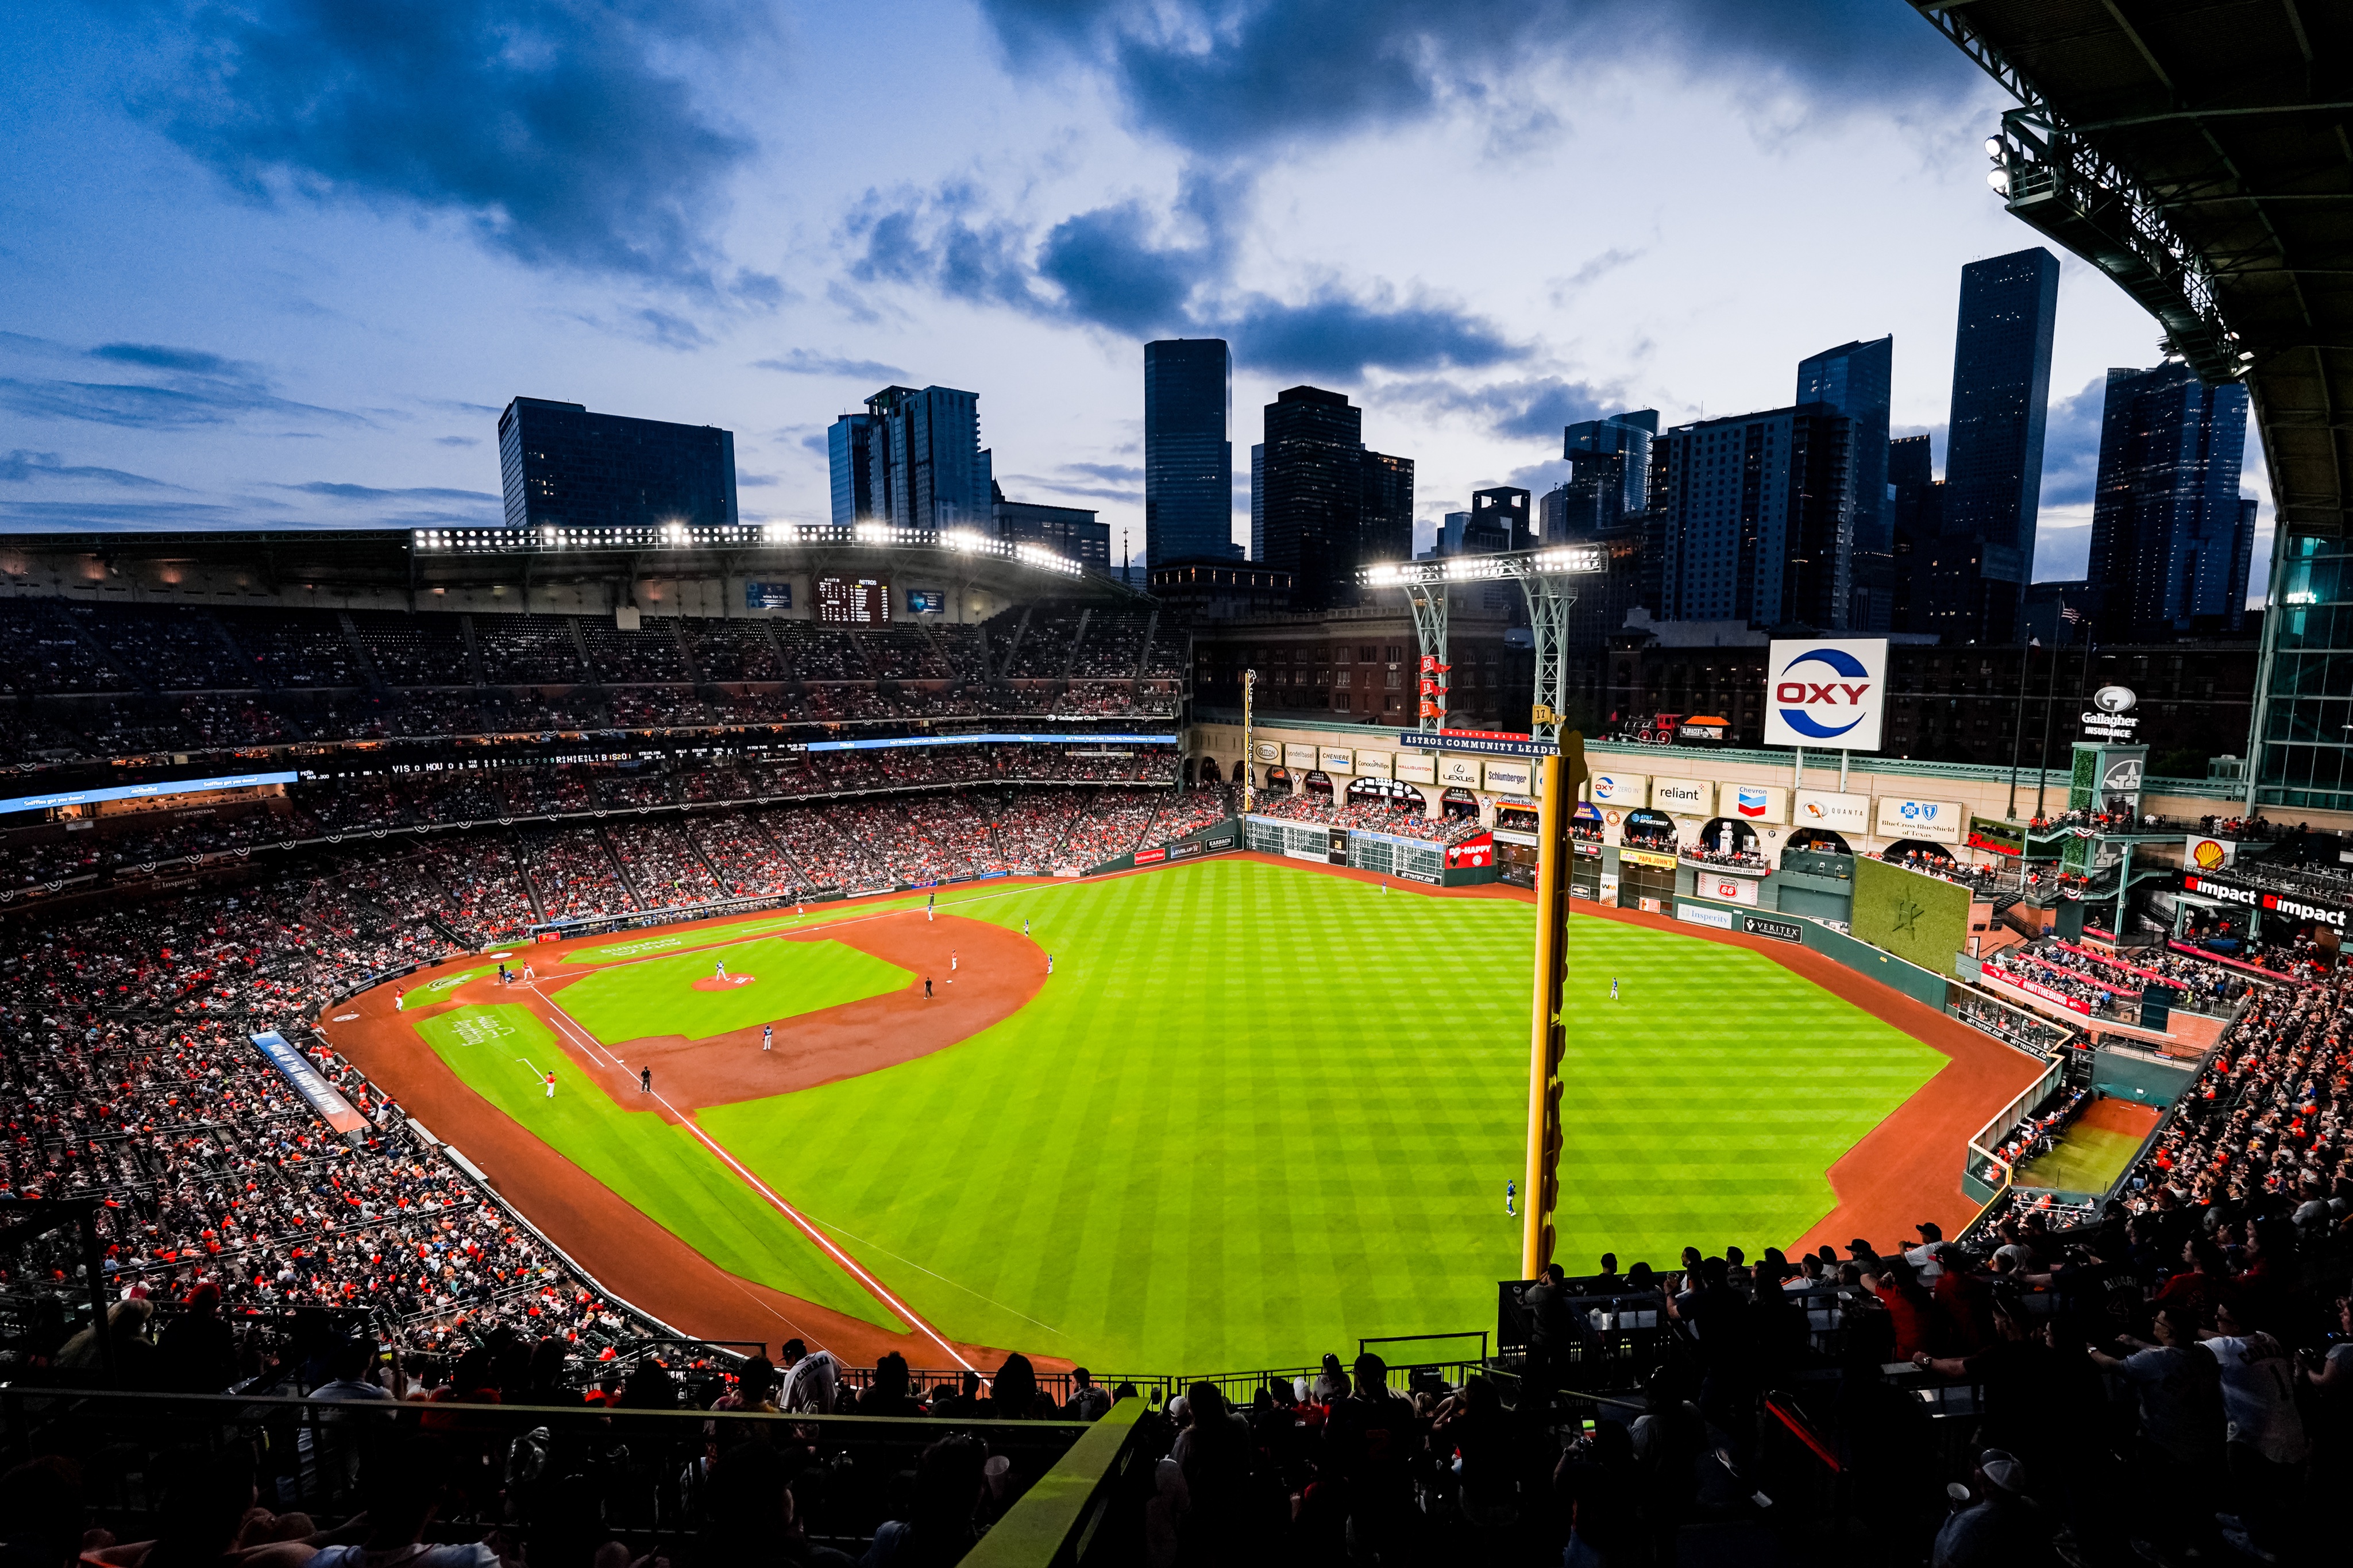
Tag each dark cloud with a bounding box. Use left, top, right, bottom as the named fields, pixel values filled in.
left=0, top=498, right=253, bottom=530
left=628, top=307, right=715, bottom=351
left=2037, top=373, right=2108, bottom=511
left=981, top=1, right=1969, bottom=157
left=0, top=450, right=177, bottom=488
left=129, top=0, right=764, bottom=287
left=90, top=342, right=253, bottom=377
left=1549, top=246, right=1645, bottom=305
left=736, top=471, right=780, bottom=488
left=0, top=376, right=356, bottom=430
left=754, top=349, right=908, bottom=381
left=278, top=481, right=499, bottom=504
left=1386, top=374, right=1618, bottom=441
left=1218, top=291, right=1522, bottom=380
left=435, top=434, right=480, bottom=447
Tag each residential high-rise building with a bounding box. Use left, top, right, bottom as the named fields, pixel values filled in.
left=1143, top=339, right=1236, bottom=565
left=1260, top=386, right=1366, bottom=608
left=1559, top=411, right=1658, bottom=539
left=1887, top=434, right=1939, bottom=635
left=1795, top=339, right=1893, bottom=631
left=1660, top=404, right=1855, bottom=629
left=2085, top=360, right=2255, bottom=638
left=1249, top=443, right=1265, bottom=563
left=827, top=412, right=877, bottom=525
left=1930, top=248, right=2060, bottom=643
left=993, top=487, right=1111, bottom=573
left=830, top=385, right=987, bottom=530
left=498, top=397, right=738, bottom=532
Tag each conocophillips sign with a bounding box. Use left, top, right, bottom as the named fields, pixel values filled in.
left=2183, top=872, right=2348, bottom=930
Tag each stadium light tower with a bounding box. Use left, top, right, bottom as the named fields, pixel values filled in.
left=1360, top=545, right=1604, bottom=741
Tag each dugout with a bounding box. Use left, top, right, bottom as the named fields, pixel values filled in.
left=1695, top=817, right=1760, bottom=855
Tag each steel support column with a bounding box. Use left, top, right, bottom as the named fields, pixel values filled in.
left=1518, top=574, right=1579, bottom=744
left=1403, top=581, right=1451, bottom=732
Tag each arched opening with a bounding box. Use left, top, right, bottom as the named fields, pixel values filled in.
left=1571, top=800, right=1603, bottom=843
left=1694, top=817, right=1761, bottom=856
left=1197, top=757, right=1223, bottom=785
left=1303, top=770, right=1336, bottom=798
left=1263, top=765, right=1293, bottom=794
left=1620, top=808, right=1677, bottom=849
left=1881, top=837, right=1958, bottom=868
left=1347, top=776, right=1420, bottom=804
left=1785, top=828, right=1852, bottom=855
left=1493, top=800, right=1540, bottom=834
left=1440, top=786, right=1482, bottom=821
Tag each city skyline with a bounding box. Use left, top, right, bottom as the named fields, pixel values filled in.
left=0, top=1, right=2270, bottom=601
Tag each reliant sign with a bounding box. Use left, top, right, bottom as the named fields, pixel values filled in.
left=1762, top=638, right=1888, bottom=752
left=1650, top=777, right=1713, bottom=815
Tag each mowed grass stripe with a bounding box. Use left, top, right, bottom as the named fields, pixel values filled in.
left=695, top=859, right=1941, bottom=1370
left=412, top=1003, right=900, bottom=1330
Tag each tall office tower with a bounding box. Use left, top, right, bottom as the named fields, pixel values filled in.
left=1559, top=411, right=1659, bottom=538
left=1932, top=248, right=2060, bottom=643
left=2085, top=361, right=2255, bottom=638
left=1438, top=511, right=1470, bottom=557
left=994, top=495, right=1112, bottom=572
left=1260, top=385, right=1367, bottom=608
left=851, top=385, right=988, bottom=530
left=1360, top=451, right=1416, bottom=569
left=1143, top=339, right=1236, bottom=565
left=827, top=412, right=877, bottom=524
left=1795, top=339, right=1894, bottom=631
left=1660, top=404, right=1855, bottom=629
left=1249, top=443, right=1266, bottom=562
left=1464, top=486, right=1530, bottom=552
left=498, top=397, right=738, bottom=532
left=1887, top=434, right=1940, bottom=634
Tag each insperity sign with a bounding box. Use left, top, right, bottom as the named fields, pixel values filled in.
left=1762, top=639, right=1887, bottom=752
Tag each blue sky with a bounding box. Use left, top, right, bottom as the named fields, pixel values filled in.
left=0, top=1, right=2266, bottom=590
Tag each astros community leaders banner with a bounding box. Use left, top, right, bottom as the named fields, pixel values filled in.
left=1762, top=638, right=1888, bottom=752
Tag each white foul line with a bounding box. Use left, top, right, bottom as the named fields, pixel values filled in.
left=535, top=996, right=975, bottom=1372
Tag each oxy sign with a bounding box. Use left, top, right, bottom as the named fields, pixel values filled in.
left=1763, top=638, right=1888, bottom=752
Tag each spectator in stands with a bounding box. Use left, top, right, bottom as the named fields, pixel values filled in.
left=862, top=1434, right=985, bottom=1567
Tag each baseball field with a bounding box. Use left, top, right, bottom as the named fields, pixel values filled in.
left=346, top=854, right=2022, bottom=1374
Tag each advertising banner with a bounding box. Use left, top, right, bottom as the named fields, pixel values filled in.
left=1590, top=772, right=1646, bottom=807
left=1483, top=759, right=1533, bottom=795
left=1446, top=832, right=1496, bottom=869
left=1252, top=740, right=1280, bottom=763
left=1620, top=849, right=1679, bottom=870
left=1320, top=746, right=1355, bottom=775
left=1968, top=816, right=2028, bottom=856
left=1992, top=968, right=2095, bottom=1016
left=2182, top=873, right=2348, bottom=930
left=1599, top=872, right=1621, bottom=903
left=1876, top=796, right=1964, bottom=844
left=1725, top=783, right=1786, bottom=824
left=1793, top=789, right=1870, bottom=833
left=1134, top=847, right=1167, bottom=865
left=1677, top=903, right=1735, bottom=930
left=1353, top=750, right=1393, bottom=779
left=1691, top=871, right=1762, bottom=906
left=1437, top=756, right=1482, bottom=789
left=249, top=1030, right=369, bottom=1136
left=1394, top=751, right=1437, bottom=784
left=1762, top=638, right=1888, bottom=751
left=744, top=581, right=793, bottom=611
left=1283, top=743, right=1318, bottom=770
left=1740, top=913, right=1805, bottom=943
left=1650, top=777, right=1713, bottom=816
left=2185, top=835, right=2236, bottom=872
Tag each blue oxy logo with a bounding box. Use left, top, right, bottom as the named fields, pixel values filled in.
left=1772, top=647, right=1874, bottom=740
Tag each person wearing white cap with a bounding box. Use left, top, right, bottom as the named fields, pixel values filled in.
left=1929, top=1450, right=2040, bottom=1566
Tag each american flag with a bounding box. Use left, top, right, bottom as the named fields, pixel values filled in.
left=2060, top=605, right=2085, bottom=624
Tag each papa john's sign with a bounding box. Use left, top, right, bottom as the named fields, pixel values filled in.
left=1762, top=638, right=1888, bottom=752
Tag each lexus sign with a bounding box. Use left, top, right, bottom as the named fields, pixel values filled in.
left=1762, top=638, right=1887, bottom=752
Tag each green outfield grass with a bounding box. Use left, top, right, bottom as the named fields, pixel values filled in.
left=682, top=859, right=1946, bottom=1370
left=410, top=1003, right=900, bottom=1329
left=557, top=935, right=910, bottom=1045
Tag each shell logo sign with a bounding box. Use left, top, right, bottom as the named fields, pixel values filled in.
left=1762, top=638, right=1887, bottom=752
left=2188, top=836, right=2234, bottom=871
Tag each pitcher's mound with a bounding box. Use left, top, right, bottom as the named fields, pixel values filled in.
left=691, top=974, right=755, bottom=992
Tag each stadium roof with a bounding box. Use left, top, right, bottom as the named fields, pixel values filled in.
left=1913, top=0, right=2353, bottom=536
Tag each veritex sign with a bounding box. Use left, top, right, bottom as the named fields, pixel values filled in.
left=2183, top=873, right=2348, bottom=931
left=1739, top=914, right=1804, bottom=944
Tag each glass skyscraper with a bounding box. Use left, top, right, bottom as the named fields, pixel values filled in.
left=1261, top=385, right=1365, bottom=609
left=1796, top=338, right=1894, bottom=631
left=1143, top=339, right=1235, bottom=565
left=830, top=386, right=987, bottom=530
left=1660, top=405, right=1855, bottom=629
left=497, top=397, right=738, bottom=532
left=1929, top=248, right=2059, bottom=644
left=2086, top=360, right=2254, bottom=638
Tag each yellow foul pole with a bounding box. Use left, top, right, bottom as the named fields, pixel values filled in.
left=1522, top=732, right=1586, bottom=1280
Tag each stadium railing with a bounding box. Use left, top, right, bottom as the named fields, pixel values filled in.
left=1959, top=1052, right=2072, bottom=1209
